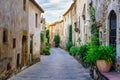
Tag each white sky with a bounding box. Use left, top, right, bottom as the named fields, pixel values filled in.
left=35, top=0, right=73, bottom=23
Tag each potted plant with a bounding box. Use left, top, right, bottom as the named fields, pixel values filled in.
left=63, top=46, right=67, bottom=50
left=54, top=34, right=60, bottom=47
left=69, top=46, right=78, bottom=56
left=74, top=27, right=79, bottom=32
left=86, top=46, right=116, bottom=72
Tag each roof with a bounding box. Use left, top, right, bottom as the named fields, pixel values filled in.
left=29, top=0, right=44, bottom=13
left=63, top=2, right=75, bottom=16
left=49, top=20, right=63, bottom=26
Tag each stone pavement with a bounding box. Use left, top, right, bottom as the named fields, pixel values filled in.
left=8, top=48, right=91, bottom=80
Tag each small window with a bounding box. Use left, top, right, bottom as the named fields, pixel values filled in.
left=74, top=22, right=77, bottom=27
left=100, top=31, right=102, bottom=41
left=23, top=0, right=26, bottom=11
left=13, top=38, right=16, bottom=48
left=3, top=30, right=8, bottom=43
left=35, top=13, right=38, bottom=28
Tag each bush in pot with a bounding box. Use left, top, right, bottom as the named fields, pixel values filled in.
left=66, top=41, right=73, bottom=51
left=70, top=46, right=79, bottom=56
left=78, top=44, right=90, bottom=68
left=54, top=34, right=60, bottom=47
left=86, top=46, right=116, bottom=72
left=43, top=46, right=50, bottom=55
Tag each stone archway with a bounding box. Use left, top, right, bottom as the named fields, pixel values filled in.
left=109, top=10, right=117, bottom=47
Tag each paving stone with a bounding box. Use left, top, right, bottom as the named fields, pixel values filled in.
left=8, top=48, right=92, bottom=80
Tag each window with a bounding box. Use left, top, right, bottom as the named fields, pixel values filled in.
left=3, top=30, right=8, bottom=43
left=35, top=13, right=38, bottom=28
left=23, top=0, right=26, bottom=11
left=13, top=38, right=16, bottom=48
left=99, top=31, right=102, bottom=42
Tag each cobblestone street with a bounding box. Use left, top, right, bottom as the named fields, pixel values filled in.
left=9, top=48, right=91, bottom=80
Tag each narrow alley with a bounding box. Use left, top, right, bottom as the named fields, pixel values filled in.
left=9, top=48, right=91, bottom=80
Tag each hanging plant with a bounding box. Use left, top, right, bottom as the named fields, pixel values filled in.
left=74, top=27, right=79, bottom=32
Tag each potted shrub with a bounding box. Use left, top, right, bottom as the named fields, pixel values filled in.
left=78, top=44, right=90, bottom=68
left=63, top=46, right=67, bottom=50
left=86, top=46, right=116, bottom=72
left=43, top=46, right=50, bottom=55
left=54, top=34, right=60, bottom=47
left=70, top=46, right=78, bottom=56
left=66, top=41, right=73, bottom=51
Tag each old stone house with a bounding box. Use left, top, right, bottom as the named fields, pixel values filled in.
left=55, top=19, right=64, bottom=47
left=85, top=0, right=120, bottom=69
left=63, top=5, right=73, bottom=45
left=28, top=0, right=44, bottom=64
left=49, top=22, right=57, bottom=46
left=49, top=18, right=65, bottom=47
left=0, top=0, right=44, bottom=77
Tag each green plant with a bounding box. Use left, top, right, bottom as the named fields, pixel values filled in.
left=89, top=6, right=96, bottom=22
left=70, top=46, right=78, bottom=56
left=86, top=46, right=116, bottom=65
left=74, top=27, right=79, bottom=32
left=54, top=34, right=61, bottom=47
left=66, top=41, right=73, bottom=51
left=46, top=29, right=49, bottom=43
left=69, top=25, right=72, bottom=42
left=78, top=44, right=90, bottom=68
left=77, top=37, right=81, bottom=45
left=40, top=33, right=44, bottom=43
left=43, top=46, right=50, bottom=55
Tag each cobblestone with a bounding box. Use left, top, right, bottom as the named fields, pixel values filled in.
left=9, top=48, right=91, bottom=80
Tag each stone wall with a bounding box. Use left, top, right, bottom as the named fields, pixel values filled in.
left=28, top=1, right=42, bottom=60
left=0, top=0, right=29, bottom=75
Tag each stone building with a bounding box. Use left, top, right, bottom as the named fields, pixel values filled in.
left=63, top=4, right=73, bottom=45
left=49, top=22, right=57, bottom=46
left=0, top=0, right=44, bottom=78
left=55, top=19, right=64, bottom=47
left=87, top=0, right=120, bottom=67
left=28, top=0, right=44, bottom=64
left=49, top=18, right=65, bottom=47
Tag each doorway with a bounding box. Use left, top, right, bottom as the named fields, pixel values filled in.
left=109, top=10, right=117, bottom=47
left=17, top=54, right=20, bottom=68
left=22, top=36, right=27, bottom=66
left=30, top=36, right=33, bottom=64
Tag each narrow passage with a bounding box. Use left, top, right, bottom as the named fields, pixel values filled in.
left=9, top=48, right=91, bottom=80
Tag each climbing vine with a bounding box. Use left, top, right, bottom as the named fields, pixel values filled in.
left=89, top=6, right=100, bottom=46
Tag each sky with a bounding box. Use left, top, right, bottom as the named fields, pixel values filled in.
left=35, top=0, right=73, bottom=23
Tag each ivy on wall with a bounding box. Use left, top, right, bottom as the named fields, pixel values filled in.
left=89, top=6, right=100, bottom=46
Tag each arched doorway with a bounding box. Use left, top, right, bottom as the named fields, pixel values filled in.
left=109, top=10, right=117, bottom=47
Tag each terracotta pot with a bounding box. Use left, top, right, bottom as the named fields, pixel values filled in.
left=96, top=60, right=112, bottom=72
left=64, top=48, right=66, bottom=50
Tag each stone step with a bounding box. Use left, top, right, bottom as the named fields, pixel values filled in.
left=101, top=72, right=120, bottom=80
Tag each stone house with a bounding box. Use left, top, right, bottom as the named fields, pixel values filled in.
left=0, top=0, right=44, bottom=78
left=55, top=20, right=64, bottom=47
left=49, top=22, right=57, bottom=46
left=75, top=0, right=89, bottom=45
left=63, top=4, right=73, bottom=45
left=28, top=0, right=44, bottom=64
left=49, top=19, right=65, bottom=47
left=87, top=0, right=120, bottom=68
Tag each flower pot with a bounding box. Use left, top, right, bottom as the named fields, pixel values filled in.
left=96, top=60, right=112, bottom=72
left=64, top=48, right=66, bottom=50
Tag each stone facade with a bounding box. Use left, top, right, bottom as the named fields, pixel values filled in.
left=0, top=0, right=44, bottom=78
left=63, top=6, right=72, bottom=45
left=49, top=19, right=64, bottom=47
left=28, top=0, right=44, bottom=63
left=89, top=0, right=120, bottom=64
